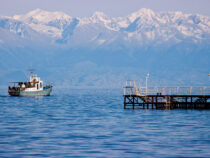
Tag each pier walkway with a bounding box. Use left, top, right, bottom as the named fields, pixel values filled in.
left=123, top=81, right=210, bottom=109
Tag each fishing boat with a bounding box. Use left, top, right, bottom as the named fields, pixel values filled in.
left=8, top=70, right=52, bottom=96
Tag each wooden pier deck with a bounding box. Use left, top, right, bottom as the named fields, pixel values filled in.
left=123, top=81, right=210, bottom=109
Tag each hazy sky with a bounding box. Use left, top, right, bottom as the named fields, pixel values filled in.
left=0, top=0, right=209, bottom=17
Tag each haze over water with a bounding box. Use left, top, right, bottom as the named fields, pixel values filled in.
left=0, top=88, right=209, bottom=157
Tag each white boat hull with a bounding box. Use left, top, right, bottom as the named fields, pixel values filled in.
left=8, top=86, right=52, bottom=96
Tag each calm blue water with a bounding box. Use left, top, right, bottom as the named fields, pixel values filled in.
left=0, top=88, right=210, bottom=157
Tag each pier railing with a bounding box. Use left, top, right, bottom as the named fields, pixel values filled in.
left=123, top=81, right=210, bottom=96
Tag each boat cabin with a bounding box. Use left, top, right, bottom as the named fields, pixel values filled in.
left=9, top=74, right=44, bottom=92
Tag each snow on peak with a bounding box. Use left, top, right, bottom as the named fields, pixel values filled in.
left=14, top=8, right=72, bottom=24
left=78, top=11, right=114, bottom=30
left=90, top=11, right=111, bottom=23
left=13, top=9, right=74, bottom=38
left=25, top=8, right=44, bottom=16
left=138, top=8, right=155, bottom=14
left=92, top=11, right=108, bottom=19
left=128, top=8, right=155, bottom=22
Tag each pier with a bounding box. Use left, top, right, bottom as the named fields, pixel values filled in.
left=123, top=81, right=210, bottom=109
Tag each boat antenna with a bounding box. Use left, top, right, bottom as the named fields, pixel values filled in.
left=28, top=69, right=35, bottom=77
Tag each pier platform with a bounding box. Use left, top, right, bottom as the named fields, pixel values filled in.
left=123, top=81, right=210, bottom=109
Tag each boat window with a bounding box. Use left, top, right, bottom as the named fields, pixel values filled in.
left=37, top=84, right=39, bottom=89
left=40, top=82, right=42, bottom=88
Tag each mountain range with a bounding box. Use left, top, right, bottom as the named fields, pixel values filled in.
left=0, top=8, right=209, bottom=88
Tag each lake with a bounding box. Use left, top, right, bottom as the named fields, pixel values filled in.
left=0, top=88, right=209, bottom=157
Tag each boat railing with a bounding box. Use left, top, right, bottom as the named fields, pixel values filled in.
left=123, top=81, right=210, bottom=96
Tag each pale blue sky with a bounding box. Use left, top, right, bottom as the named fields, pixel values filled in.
left=0, top=0, right=209, bottom=17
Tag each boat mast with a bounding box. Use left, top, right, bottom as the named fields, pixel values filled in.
left=28, top=69, right=35, bottom=79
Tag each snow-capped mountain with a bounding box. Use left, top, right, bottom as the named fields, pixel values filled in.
left=0, top=8, right=209, bottom=88
left=0, top=15, right=37, bottom=38
left=0, top=8, right=209, bottom=46
left=13, top=9, right=73, bottom=38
